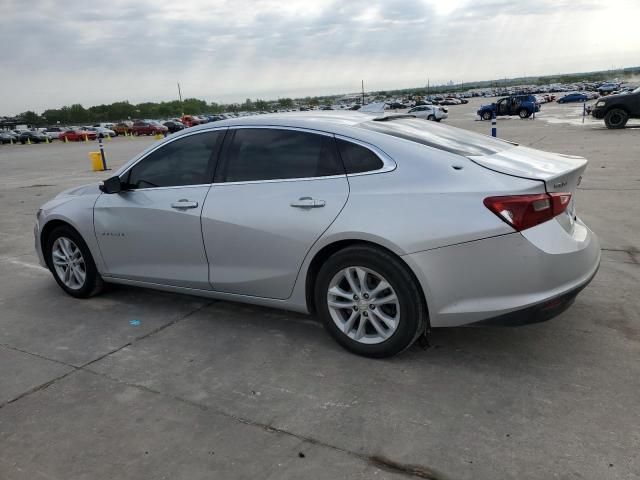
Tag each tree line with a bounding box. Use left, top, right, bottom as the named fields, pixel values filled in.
left=11, top=97, right=310, bottom=127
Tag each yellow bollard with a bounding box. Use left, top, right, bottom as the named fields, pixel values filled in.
left=84, top=134, right=89, bottom=142
left=105, top=134, right=111, bottom=141
left=154, top=133, right=163, bottom=140
left=64, top=135, right=69, bottom=143
left=45, top=136, right=50, bottom=144
left=27, top=137, right=31, bottom=145
left=89, top=151, right=103, bottom=171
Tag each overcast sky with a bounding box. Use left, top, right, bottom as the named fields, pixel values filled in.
left=2, top=0, right=639, bottom=114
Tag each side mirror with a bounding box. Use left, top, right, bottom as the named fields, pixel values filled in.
left=99, top=175, right=123, bottom=194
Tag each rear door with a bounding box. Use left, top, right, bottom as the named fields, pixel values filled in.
left=202, top=127, right=349, bottom=299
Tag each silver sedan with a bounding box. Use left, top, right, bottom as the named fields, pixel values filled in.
left=35, top=112, right=600, bottom=357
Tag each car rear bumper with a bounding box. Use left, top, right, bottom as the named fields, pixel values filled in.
left=403, top=218, right=601, bottom=327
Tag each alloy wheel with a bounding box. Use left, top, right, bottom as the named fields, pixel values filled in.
left=51, top=237, right=86, bottom=290
left=327, top=266, right=400, bottom=344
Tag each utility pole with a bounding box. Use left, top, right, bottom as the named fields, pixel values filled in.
left=361, top=80, right=365, bottom=106
left=177, top=82, right=184, bottom=116
left=427, top=78, right=430, bottom=97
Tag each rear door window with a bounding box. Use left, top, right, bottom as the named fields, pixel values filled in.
left=216, top=128, right=344, bottom=182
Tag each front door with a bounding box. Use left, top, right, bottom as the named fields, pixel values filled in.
left=202, top=127, right=349, bottom=299
left=94, top=130, right=225, bottom=289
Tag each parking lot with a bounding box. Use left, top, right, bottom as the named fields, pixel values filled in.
left=1, top=98, right=639, bottom=480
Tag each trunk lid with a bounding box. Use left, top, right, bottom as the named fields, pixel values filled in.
left=469, top=145, right=587, bottom=232
left=468, top=145, right=587, bottom=195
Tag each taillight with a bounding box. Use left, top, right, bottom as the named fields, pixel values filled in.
left=483, top=192, right=572, bottom=231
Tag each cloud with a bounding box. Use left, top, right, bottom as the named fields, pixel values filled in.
left=1, top=0, right=638, bottom=113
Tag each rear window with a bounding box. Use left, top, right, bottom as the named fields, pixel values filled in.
left=358, top=118, right=516, bottom=156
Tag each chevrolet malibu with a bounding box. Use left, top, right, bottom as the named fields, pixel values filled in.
left=35, top=112, right=600, bottom=357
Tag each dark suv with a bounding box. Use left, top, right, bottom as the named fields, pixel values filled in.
left=591, top=87, right=640, bottom=128
left=477, top=95, right=540, bottom=120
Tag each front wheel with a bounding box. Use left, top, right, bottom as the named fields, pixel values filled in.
left=427, top=115, right=435, bottom=121
left=519, top=108, right=530, bottom=119
left=604, top=109, right=629, bottom=129
left=481, top=111, right=492, bottom=120
left=45, top=225, right=104, bottom=298
left=314, top=245, right=427, bottom=358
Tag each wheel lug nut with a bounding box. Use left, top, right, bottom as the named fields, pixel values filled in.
left=353, top=295, right=359, bottom=301
left=363, top=293, right=369, bottom=299
left=363, top=311, right=368, bottom=317
left=353, top=306, right=358, bottom=311
left=369, top=304, right=375, bottom=309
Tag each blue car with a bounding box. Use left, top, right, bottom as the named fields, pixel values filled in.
left=477, top=95, right=540, bottom=120
left=557, top=93, right=589, bottom=104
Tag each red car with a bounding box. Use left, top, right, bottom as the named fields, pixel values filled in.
left=59, top=129, right=97, bottom=142
left=131, top=121, right=168, bottom=136
left=180, top=115, right=201, bottom=127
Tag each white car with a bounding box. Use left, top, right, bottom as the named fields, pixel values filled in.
left=407, top=105, right=448, bottom=122
left=83, top=126, right=116, bottom=138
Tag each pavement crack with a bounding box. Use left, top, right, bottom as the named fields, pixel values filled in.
left=0, top=369, right=77, bottom=410
left=368, top=455, right=449, bottom=480
left=80, top=368, right=449, bottom=480
left=79, top=301, right=215, bottom=370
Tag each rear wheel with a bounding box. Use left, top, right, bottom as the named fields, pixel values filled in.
left=314, top=245, right=427, bottom=358
left=482, top=111, right=492, bottom=120
left=604, top=109, right=628, bottom=129
left=519, top=108, right=530, bottom=119
left=45, top=225, right=104, bottom=298
left=427, top=115, right=435, bottom=121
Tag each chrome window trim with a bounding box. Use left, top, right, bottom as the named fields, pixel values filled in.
left=119, top=184, right=213, bottom=193
left=115, top=125, right=396, bottom=191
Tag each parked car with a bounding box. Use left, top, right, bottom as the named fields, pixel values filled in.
left=112, top=122, right=132, bottom=136
left=386, top=102, right=406, bottom=109
left=59, top=129, right=97, bottom=142
left=35, top=112, right=600, bottom=358
left=591, top=86, right=640, bottom=129
left=0, top=131, right=18, bottom=143
left=163, top=120, right=185, bottom=133
left=83, top=126, right=116, bottom=138
left=557, top=93, right=589, bottom=104
left=477, top=95, right=540, bottom=120
left=407, top=105, right=448, bottom=122
left=131, top=121, right=168, bottom=136
left=18, top=130, right=50, bottom=144
left=43, top=127, right=68, bottom=139
left=180, top=115, right=201, bottom=127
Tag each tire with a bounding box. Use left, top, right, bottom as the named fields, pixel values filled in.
left=604, top=109, right=629, bottom=129
left=45, top=225, right=104, bottom=298
left=518, top=108, right=530, bottom=119
left=481, top=111, right=492, bottom=120
left=427, top=115, right=435, bottom=121
left=435, top=118, right=442, bottom=122
left=314, top=245, right=427, bottom=358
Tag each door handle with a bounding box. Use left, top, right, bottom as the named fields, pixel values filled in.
left=171, top=199, right=199, bottom=210
left=290, top=197, right=326, bottom=208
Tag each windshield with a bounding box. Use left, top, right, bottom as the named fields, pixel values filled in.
left=358, top=118, right=516, bottom=156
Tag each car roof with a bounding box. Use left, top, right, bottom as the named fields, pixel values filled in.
left=187, top=111, right=371, bottom=136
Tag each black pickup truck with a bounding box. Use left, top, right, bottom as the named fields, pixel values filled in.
left=591, top=87, right=640, bottom=128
